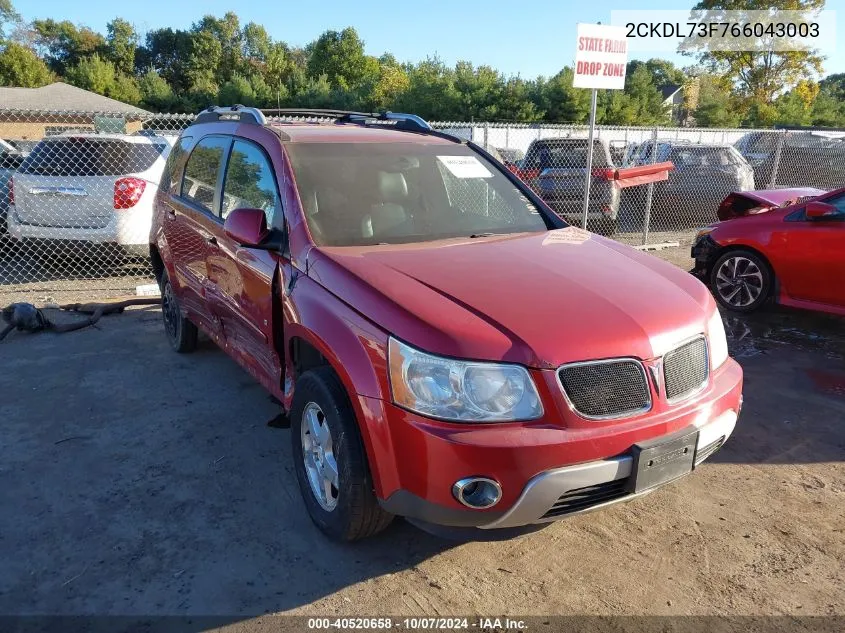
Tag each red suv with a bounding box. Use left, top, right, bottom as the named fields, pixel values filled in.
left=150, top=106, right=743, bottom=541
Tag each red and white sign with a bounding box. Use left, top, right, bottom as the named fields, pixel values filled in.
left=573, top=23, right=628, bottom=90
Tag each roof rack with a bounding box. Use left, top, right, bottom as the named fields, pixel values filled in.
left=264, top=108, right=433, bottom=132
left=195, top=105, right=267, bottom=125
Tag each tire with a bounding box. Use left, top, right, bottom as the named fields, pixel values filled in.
left=709, top=249, right=772, bottom=313
left=290, top=366, right=393, bottom=541
left=594, top=217, right=618, bottom=237
left=159, top=269, right=198, bottom=353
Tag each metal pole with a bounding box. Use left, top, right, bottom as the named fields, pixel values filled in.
left=767, top=129, right=786, bottom=188
left=641, top=126, right=659, bottom=246
left=581, top=88, right=598, bottom=230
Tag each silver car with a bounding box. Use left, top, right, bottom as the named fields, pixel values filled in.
left=7, top=132, right=175, bottom=255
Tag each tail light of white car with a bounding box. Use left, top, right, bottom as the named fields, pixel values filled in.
left=114, top=177, right=146, bottom=209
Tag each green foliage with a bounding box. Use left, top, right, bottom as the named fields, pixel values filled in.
left=685, top=0, right=825, bottom=105
left=4, top=4, right=843, bottom=128
left=692, top=75, right=742, bottom=127
left=106, top=18, right=137, bottom=75
left=0, top=42, right=53, bottom=86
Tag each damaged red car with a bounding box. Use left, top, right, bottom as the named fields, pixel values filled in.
left=692, top=187, right=845, bottom=315
left=151, top=106, right=743, bottom=541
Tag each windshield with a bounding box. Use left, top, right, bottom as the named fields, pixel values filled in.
left=287, top=142, right=551, bottom=246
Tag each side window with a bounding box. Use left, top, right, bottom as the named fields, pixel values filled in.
left=220, top=140, right=280, bottom=223
left=181, top=136, right=229, bottom=213
left=161, top=136, right=192, bottom=195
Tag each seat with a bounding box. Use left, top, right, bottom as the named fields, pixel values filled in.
left=362, top=172, right=409, bottom=239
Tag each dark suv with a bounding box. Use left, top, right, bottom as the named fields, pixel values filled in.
left=150, top=106, right=742, bottom=542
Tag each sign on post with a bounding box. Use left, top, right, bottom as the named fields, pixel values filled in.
left=573, top=24, right=628, bottom=90
left=572, top=23, right=628, bottom=231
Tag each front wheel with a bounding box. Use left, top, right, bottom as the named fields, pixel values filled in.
left=291, top=366, right=393, bottom=541
left=709, top=250, right=772, bottom=313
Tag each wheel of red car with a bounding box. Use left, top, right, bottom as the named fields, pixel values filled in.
left=710, top=250, right=772, bottom=313
left=290, top=366, right=393, bottom=541
left=160, top=270, right=198, bottom=353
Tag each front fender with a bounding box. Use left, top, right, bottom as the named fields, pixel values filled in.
left=284, top=275, right=399, bottom=497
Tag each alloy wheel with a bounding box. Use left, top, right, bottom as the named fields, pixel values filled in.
left=300, top=402, right=340, bottom=511
left=714, top=256, right=764, bottom=308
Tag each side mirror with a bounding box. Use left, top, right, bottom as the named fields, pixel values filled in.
left=223, top=208, right=268, bottom=246
left=805, top=200, right=839, bottom=220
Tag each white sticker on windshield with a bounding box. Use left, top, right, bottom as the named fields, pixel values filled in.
left=437, top=155, right=493, bottom=178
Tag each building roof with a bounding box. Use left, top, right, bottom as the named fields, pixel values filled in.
left=0, top=82, right=149, bottom=115
left=660, top=84, right=683, bottom=101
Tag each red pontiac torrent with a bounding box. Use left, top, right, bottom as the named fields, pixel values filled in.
left=150, top=106, right=743, bottom=541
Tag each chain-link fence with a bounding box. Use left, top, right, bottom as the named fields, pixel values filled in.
left=2, top=108, right=843, bottom=303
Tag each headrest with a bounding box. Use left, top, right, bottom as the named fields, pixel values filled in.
left=377, top=171, right=407, bottom=202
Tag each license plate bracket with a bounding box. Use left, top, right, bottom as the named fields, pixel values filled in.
left=628, top=429, right=699, bottom=494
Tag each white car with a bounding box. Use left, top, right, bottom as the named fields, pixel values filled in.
left=7, top=132, right=175, bottom=255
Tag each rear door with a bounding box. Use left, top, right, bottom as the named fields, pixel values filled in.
left=204, top=138, right=283, bottom=390
left=165, top=135, right=231, bottom=334
left=13, top=137, right=163, bottom=230
left=778, top=193, right=845, bottom=307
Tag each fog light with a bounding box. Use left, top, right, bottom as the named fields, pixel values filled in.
left=452, top=477, right=502, bottom=509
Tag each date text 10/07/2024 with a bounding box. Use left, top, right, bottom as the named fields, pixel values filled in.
left=307, top=617, right=528, bottom=630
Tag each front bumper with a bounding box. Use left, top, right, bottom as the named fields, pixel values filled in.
left=373, top=358, right=743, bottom=529
left=690, top=234, right=720, bottom=278
left=480, top=408, right=736, bottom=529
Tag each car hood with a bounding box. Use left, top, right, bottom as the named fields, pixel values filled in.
left=308, top=228, right=716, bottom=368
left=717, top=188, right=827, bottom=220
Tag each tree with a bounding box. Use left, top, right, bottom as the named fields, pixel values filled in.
left=0, top=42, right=53, bottom=87
left=139, top=69, right=176, bottom=110
left=307, top=27, right=374, bottom=91
left=536, top=68, right=592, bottom=123
left=692, top=75, right=742, bottom=127
left=395, top=57, right=461, bottom=120
left=218, top=73, right=257, bottom=106
left=32, top=19, right=106, bottom=75
left=1, top=0, right=20, bottom=42
left=683, top=0, right=825, bottom=105
left=65, top=54, right=115, bottom=95
left=106, top=18, right=137, bottom=75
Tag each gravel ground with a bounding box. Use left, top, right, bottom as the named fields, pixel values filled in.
left=0, top=247, right=843, bottom=627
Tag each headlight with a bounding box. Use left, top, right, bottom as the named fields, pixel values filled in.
left=388, top=337, right=543, bottom=422
left=707, top=308, right=729, bottom=370
left=694, top=227, right=714, bottom=242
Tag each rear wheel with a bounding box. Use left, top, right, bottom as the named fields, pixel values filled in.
left=710, top=250, right=772, bottom=313
left=160, top=270, right=198, bottom=353
left=291, top=366, right=393, bottom=541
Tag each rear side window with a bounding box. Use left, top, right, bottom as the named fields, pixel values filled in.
left=181, top=136, right=230, bottom=213
left=19, top=139, right=167, bottom=176
left=161, top=136, right=192, bottom=195
left=524, top=140, right=610, bottom=169
left=220, top=140, right=280, bottom=223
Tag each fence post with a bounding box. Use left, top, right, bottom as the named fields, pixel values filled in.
left=641, top=126, right=659, bottom=246
left=483, top=122, right=489, bottom=149
left=767, top=129, right=786, bottom=188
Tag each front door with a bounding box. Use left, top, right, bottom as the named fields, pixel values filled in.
left=205, top=138, right=283, bottom=393
left=779, top=193, right=845, bottom=307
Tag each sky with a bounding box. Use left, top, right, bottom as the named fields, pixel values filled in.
left=14, top=0, right=845, bottom=78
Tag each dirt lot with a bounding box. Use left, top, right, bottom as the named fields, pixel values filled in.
left=1, top=249, right=843, bottom=626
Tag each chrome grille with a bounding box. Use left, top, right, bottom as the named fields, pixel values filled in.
left=663, top=337, right=709, bottom=402
left=558, top=359, right=651, bottom=419
left=541, top=478, right=629, bottom=518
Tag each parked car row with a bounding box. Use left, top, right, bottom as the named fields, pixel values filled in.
left=2, top=132, right=175, bottom=255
